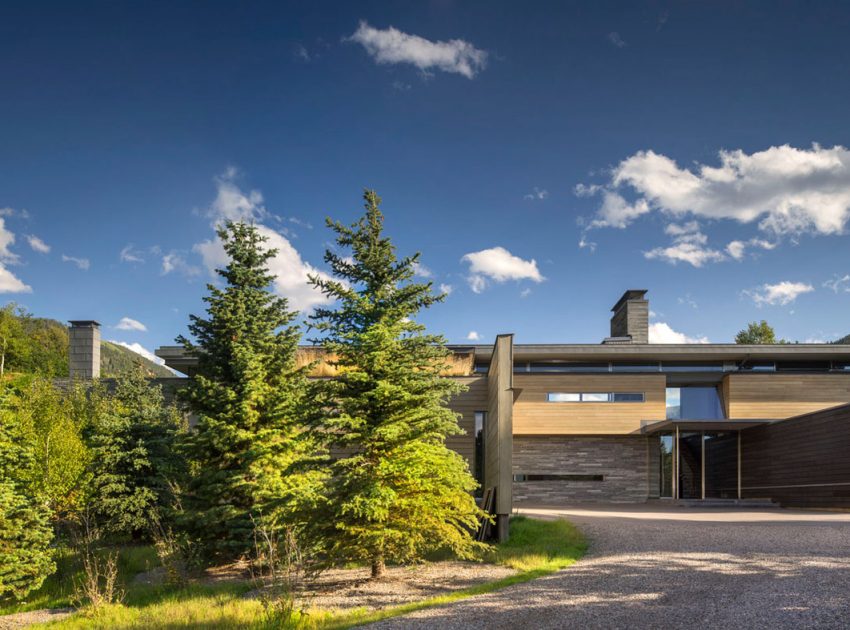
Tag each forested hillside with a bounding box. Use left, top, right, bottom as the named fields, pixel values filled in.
left=0, top=305, right=173, bottom=378
left=835, top=334, right=850, bottom=345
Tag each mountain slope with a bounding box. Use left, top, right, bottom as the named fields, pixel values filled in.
left=4, top=309, right=173, bottom=378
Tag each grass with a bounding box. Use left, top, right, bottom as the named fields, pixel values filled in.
left=0, top=544, right=159, bottom=615
left=24, top=516, right=586, bottom=629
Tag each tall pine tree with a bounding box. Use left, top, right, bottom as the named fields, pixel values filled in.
left=178, top=221, right=324, bottom=561
left=309, top=190, right=486, bottom=578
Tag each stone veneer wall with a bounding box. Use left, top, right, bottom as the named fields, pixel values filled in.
left=512, top=436, right=650, bottom=504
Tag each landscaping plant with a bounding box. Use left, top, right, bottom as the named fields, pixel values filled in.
left=308, top=190, right=487, bottom=578
left=177, top=220, right=326, bottom=561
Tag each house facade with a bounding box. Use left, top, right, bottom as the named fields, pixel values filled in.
left=94, top=288, right=846, bottom=533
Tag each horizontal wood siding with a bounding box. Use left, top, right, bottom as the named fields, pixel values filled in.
left=741, top=404, right=850, bottom=508
left=725, top=374, right=850, bottom=419
left=512, top=374, right=666, bottom=435
left=445, top=376, right=488, bottom=468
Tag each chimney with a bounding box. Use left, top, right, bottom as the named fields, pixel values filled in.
left=605, top=290, right=648, bottom=344
left=68, top=320, right=101, bottom=379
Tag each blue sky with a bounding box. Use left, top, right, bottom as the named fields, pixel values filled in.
left=3, top=1, right=850, bottom=364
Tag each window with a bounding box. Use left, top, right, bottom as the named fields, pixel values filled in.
left=612, top=362, right=660, bottom=372
left=513, top=474, right=604, bottom=482
left=473, top=411, right=486, bottom=497
left=612, top=392, right=645, bottom=402
left=522, top=362, right=610, bottom=373
left=581, top=392, right=610, bottom=402
left=666, top=387, right=724, bottom=420
left=547, top=392, right=645, bottom=403
left=547, top=392, right=580, bottom=402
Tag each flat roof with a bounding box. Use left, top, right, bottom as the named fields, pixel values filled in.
left=464, top=343, right=850, bottom=362
left=641, top=418, right=773, bottom=433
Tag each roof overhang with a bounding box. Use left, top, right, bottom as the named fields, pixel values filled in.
left=641, top=418, right=774, bottom=434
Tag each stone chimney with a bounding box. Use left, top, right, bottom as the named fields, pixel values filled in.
left=68, top=320, right=101, bottom=379
left=605, top=290, right=649, bottom=344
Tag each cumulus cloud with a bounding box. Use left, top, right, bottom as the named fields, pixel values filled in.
left=0, top=266, right=31, bottom=293
left=0, top=218, right=20, bottom=264
left=27, top=235, right=50, bottom=254
left=0, top=219, right=30, bottom=292
left=743, top=281, right=814, bottom=307
left=195, top=171, right=333, bottom=312
left=582, top=144, right=850, bottom=236
left=347, top=21, right=487, bottom=79
left=649, top=322, right=710, bottom=344
left=161, top=252, right=200, bottom=277
left=412, top=261, right=433, bottom=278
left=644, top=222, right=725, bottom=267
left=466, top=331, right=481, bottom=341
left=461, top=246, right=544, bottom=293
left=62, top=254, right=90, bottom=270
left=439, top=283, right=453, bottom=296
left=823, top=274, right=850, bottom=293
left=115, top=317, right=147, bottom=332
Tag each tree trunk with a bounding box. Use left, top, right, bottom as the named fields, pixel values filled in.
left=371, top=555, right=385, bottom=579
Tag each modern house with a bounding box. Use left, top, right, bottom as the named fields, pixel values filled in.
left=71, top=289, right=850, bottom=539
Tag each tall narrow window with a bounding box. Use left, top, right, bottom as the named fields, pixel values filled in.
left=474, top=411, right=486, bottom=497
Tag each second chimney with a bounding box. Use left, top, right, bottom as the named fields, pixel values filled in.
left=69, top=320, right=101, bottom=379
left=608, top=290, right=649, bottom=344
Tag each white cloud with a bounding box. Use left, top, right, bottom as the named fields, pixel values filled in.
left=743, top=281, right=815, bottom=307
left=823, top=274, right=850, bottom=293
left=520, top=288, right=532, bottom=298
left=161, top=252, right=200, bottom=277
left=347, top=21, right=487, bottom=79
left=197, top=175, right=333, bottom=312
left=461, top=246, right=544, bottom=293
left=649, top=322, right=710, bottom=344
left=524, top=187, right=549, bottom=201
left=644, top=222, right=725, bottom=267
left=582, top=144, right=850, bottom=236
left=578, top=234, right=597, bottom=253
left=412, top=261, right=433, bottom=278
left=0, top=266, right=31, bottom=293
left=26, top=235, right=50, bottom=254
left=0, top=218, right=20, bottom=264
left=726, top=237, right=777, bottom=261
left=206, top=167, right=267, bottom=223
left=120, top=244, right=145, bottom=263
left=439, top=283, right=453, bottom=296
left=607, top=32, right=627, bottom=48
left=62, top=255, right=90, bottom=270
left=589, top=191, right=651, bottom=229
left=466, top=331, right=481, bottom=341
left=115, top=317, right=147, bottom=332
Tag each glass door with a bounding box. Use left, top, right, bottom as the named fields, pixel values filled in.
left=704, top=432, right=738, bottom=499
left=678, top=431, right=702, bottom=499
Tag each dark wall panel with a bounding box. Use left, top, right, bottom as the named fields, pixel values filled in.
left=741, top=404, right=850, bottom=508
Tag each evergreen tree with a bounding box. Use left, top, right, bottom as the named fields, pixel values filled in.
left=309, top=190, right=486, bottom=579
left=0, top=385, right=55, bottom=601
left=88, top=369, right=186, bottom=537
left=178, top=221, right=324, bottom=561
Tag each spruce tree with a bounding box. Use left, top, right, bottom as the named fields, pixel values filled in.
left=87, top=369, right=186, bottom=537
left=178, top=221, right=324, bottom=561
left=309, top=190, right=486, bottom=578
left=0, top=385, right=55, bottom=601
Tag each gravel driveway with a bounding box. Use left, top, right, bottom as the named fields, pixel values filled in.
left=369, top=504, right=850, bottom=629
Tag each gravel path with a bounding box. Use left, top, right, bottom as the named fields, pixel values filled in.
left=369, top=504, right=850, bottom=629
